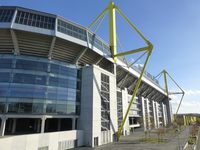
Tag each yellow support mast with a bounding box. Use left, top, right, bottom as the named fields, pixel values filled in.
left=155, top=70, right=185, bottom=123
left=109, top=2, right=117, bottom=62
left=88, top=1, right=153, bottom=140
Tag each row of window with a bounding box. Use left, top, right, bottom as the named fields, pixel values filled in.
left=57, top=19, right=87, bottom=41
left=0, top=9, right=14, bottom=22
left=0, top=84, right=80, bottom=101
left=57, top=20, right=110, bottom=55
left=88, top=33, right=110, bottom=54
left=15, top=10, right=55, bottom=30
left=0, top=102, right=79, bottom=115
left=0, top=72, right=81, bottom=89
left=0, top=58, right=81, bottom=78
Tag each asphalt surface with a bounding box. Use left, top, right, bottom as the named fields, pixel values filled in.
left=72, top=127, right=190, bottom=150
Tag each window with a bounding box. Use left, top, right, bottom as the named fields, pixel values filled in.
left=0, top=85, right=9, bottom=97
left=0, top=72, right=10, bottom=82
left=15, top=10, right=55, bottom=30
left=50, top=64, right=78, bottom=78
left=16, top=59, right=48, bottom=72
left=57, top=19, right=87, bottom=41
left=0, top=103, right=5, bottom=113
left=9, top=85, right=46, bottom=99
left=0, top=9, right=14, bottom=22
left=13, top=73, right=46, bottom=85
left=66, top=103, right=76, bottom=115
left=0, top=59, right=12, bottom=68
left=46, top=104, right=56, bottom=114
left=32, top=103, right=43, bottom=113
left=56, top=104, right=67, bottom=114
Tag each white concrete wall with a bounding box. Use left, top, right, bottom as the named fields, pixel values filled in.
left=108, top=66, right=118, bottom=142
left=152, top=101, right=158, bottom=128
left=79, top=66, right=93, bottom=146
left=122, top=88, right=130, bottom=135
left=162, top=103, right=167, bottom=126
left=79, top=65, right=117, bottom=147
left=0, top=130, right=84, bottom=150
left=156, top=102, right=160, bottom=128
left=141, top=97, right=146, bottom=131
left=146, top=98, right=151, bottom=129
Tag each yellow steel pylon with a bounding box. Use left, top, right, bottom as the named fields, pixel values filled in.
left=155, top=70, right=185, bottom=123
left=89, top=1, right=153, bottom=140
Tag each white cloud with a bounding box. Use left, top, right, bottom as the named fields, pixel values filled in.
left=170, top=89, right=200, bottom=114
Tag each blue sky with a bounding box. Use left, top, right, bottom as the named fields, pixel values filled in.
left=1, top=0, right=200, bottom=113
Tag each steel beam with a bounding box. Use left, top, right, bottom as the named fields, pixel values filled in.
left=10, top=30, right=20, bottom=55
left=48, top=36, right=56, bottom=59
left=73, top=47, right=88, bottom=64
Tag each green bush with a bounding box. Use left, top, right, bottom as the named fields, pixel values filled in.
left=188, top=136, right=196, bottom=145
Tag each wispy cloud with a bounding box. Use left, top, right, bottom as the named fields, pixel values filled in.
left=185, top=90, right=200, bottom=95
left=171, top=89, right=200, bottom=114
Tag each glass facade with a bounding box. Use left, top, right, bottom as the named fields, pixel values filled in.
left=0, top=9, right=15, bottom=22
left=0, top=55, right=81, bottom=115
left=57, top=19, right=87, bottom=41
left=15, top=10, right=55, bottom=30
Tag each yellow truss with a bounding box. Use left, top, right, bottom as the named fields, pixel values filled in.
left=155, top=70, right=185, bottom=122
left=89, top=1, right=153, bottom=140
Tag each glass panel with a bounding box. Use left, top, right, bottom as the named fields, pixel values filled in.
left=15, top=10, right=55, bottom=30
left=0, top=103, right=5, bottom=113
left=67, top=103, right=76, bottom=115
left=16, top=59, right=48, bottom=72
left=67, top=89, right=76, bottom=101
left=8, top=103, right=18, bottom=113
left=49, top=76, right=77, bottom=89
left=0, top=59, right=12, bottom=68
left=0, top=9, right=14, bottom=22
left=56, top=104, right=67, bottom=114
left=13, top=73, right=46, bottom=85
left=32, top=103, right=43, bottom=113
left=0, top=72, right=10, bottom=82
left=46, top=87, right=57, bottom=100
left=46, top=104, right=56, bottom=113
left=57, top=19, right=87, bottom=41
left=18, top=103, right=32, bottom=113
left=57, top=88, right=68, bottom=100
left=0, top=85, right=9, bottom=97
left=10, top=85, right=46, bottom=99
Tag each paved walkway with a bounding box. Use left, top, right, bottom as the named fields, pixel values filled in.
left=73, top=127, right=190, bottom=150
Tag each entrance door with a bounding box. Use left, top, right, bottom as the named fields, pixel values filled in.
left=94, top=137, right=98, bottom=147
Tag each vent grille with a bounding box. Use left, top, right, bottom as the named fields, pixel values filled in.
left=0, top=30, right=14, bottom=54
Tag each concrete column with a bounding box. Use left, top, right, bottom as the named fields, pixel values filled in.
left=164, top=98, right=172, bottom=124
left=152, top=101, right=157, bottom=128
left=141, top=97, right=146, bottom=131
left=11, top=118, right=16, bottom=134
left=72, top=118, right=76, bottom=130
left=41, top=116, right=46, bottom=133
left=122, top=88, right=129, bottom=135
left=155, top=102, right=160, bottom=128
left=0, top=117, right=7, bottom=136
left=146, top=98, right=150, bottom=130
left=162, top=103, right=167, bottom=126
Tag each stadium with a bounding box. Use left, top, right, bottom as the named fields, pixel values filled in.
left=0, top=4, right=172, bottom=149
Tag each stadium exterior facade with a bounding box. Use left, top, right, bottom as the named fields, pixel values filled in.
left=0, top=6, right=172, bottom=149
